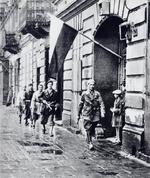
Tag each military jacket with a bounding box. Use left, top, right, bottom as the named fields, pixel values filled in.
left=25, top=90, right=34, bottom=101
left=24, top=90, right=34, bottom=106
left=42, top=89, right=57, bottom=108
left=78, top=90, right=105, bottom=122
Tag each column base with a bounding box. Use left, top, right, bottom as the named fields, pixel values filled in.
left=122, top=124, right=144, bottom=155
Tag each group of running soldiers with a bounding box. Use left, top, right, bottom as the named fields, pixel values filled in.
left=16, top=80, right=58, bottom=136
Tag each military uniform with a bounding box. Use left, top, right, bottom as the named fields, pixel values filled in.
left=78, top=90, right=105, bottom=143
left=41, top=89, right=57, bottom=127
left=24, top=90, right=34, bottom=125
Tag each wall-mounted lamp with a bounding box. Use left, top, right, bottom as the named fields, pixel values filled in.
left=119, top=21, right=138, bottom=42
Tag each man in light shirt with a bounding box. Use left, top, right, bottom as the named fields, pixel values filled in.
left=30, top=83, right=44, bottom=128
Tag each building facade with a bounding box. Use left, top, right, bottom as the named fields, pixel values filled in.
left=0, top=0, right=150, bottom=160
left=0, top=0, right=54, bottom=104
left=52, top=0, right=150, bottom=160
left=0, top=1, right=9, bottom=105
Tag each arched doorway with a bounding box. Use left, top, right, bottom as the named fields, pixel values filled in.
left=94, top=16, right=126, bottom=137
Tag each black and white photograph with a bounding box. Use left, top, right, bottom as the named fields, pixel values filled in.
left=0, top=0, right=150, bottom=177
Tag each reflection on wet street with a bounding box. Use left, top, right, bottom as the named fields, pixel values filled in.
left=0, top=106, right=150, bottom=178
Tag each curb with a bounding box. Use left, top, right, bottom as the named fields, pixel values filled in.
left=119, top=151, right=150, bottom=168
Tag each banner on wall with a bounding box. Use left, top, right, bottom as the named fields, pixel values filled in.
left=48, top=15, right=78, bottom=79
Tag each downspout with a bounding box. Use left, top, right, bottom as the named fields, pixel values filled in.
left=144, top=0, right=149, bottom=151
left=145, top=1, right=149, bottom=113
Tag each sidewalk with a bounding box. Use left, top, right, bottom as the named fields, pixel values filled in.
left=0, top=106, right=150, bottom=178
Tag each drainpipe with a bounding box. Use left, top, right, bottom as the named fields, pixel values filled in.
left=144, top=0, right=149, bottom=153
left=145, top=1, right=149, bottom=112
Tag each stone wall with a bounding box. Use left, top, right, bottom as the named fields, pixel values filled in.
left=54, top=0, right=149, bottom=156
left=144, top=39, right=150, bottom=155
left=62, top=3, right=97, bottom=128
left=122, top=3, right=147, bottom=155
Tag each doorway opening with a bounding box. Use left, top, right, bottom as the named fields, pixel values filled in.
left=94, top=16, right=126, bottom=136
left=37, top=67, right=40, bottom=89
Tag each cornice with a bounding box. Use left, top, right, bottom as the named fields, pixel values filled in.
left=56, top=0, right=98, bottom=21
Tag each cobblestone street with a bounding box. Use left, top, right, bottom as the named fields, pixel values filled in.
left=0, top=106, right=150, bottom=178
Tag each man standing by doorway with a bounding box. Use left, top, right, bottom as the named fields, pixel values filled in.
left=41, top=80, right=57, bottom=136
left=77, top=79, right=105, bottom=150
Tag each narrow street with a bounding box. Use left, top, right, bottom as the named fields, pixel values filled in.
left=0, top=106, right=150, bottom=178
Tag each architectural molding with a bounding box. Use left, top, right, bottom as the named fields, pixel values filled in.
left=56, top=0, right=98, bottom=21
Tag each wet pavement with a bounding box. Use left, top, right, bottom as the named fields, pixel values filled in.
left=0, top=106, right=150, bottom=178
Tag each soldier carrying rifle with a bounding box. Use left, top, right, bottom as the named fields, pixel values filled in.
left=40, top=80, right=58, bottom=136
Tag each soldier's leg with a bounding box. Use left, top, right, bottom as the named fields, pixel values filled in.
left=35, top=115, right=42, bottom=138
left=43, top=124, right=46, bottom=134
left=24, top=110, right=28, bottom=126
left=91, top=121, right=99, bottom=138
left=30, top=117, right=33, bottom=127
left=49, top=114, right=55, bottom=137
left=29, top=108, right=32, bottom=126
left=30, top=110, right=34, bottom=127
left=86, top=130, right=92, bottom=144
left=84, top=120, right=95, bottom=150
left=19, top=115, right=21, bottom=124
left=83, top=120, right=92, bottom=143
left=33, top=113, right=38, bottom=128
left=18, top=105, right=22, bottom=124
left=116, top=127, right=121, bottom=143
left=41, top=114, right=48, bottom=134
left=86, top=129, right=94, bottom=150
left=25, top=106, right=30, bottom=126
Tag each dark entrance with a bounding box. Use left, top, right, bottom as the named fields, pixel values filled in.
left=56, top=67, right=63, bottom=120
left=94, top=16, right=126, bottom=136
left=37, top=67, right=40, bottom=89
